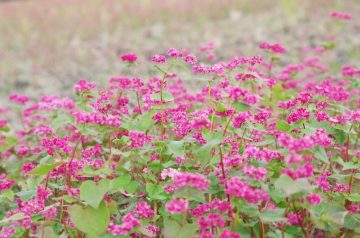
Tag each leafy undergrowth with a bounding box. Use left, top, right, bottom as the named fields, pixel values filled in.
left=0, top=11, right=360, bottom=238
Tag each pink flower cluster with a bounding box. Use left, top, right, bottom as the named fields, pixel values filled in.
left=151, top=54, right=167, bottom=63
left=74, top=111, right=121, bottom=127
left=233, top=111, right=252, bottom=128
left=0, top=119, right=8, bottom=128
left=306, top=193, right=323, bottom=205
left=242, top=145, right=283, bottom=162
left=0, top=175, right=15, bottom=192
left=74, top=80, right=96, bottom=93
left=8, top=94, right=29, bottom=104
left=41, top=136, right=71, bottom=156
left=242, top=165, right=267, bottom=181
left=128, top=131, right=152, bottom=148
left=166, top=172, right=210, bottom=192
left=277, top=129, right=332, bottom=152
left=189, top=200, right=231, bottom=217
left=330, top=11, right=352, bottom=20
left=108, top=202, right=155, bottom=236
left=165, top=198, right=189, bottom=214
left=225, top=177, right=269, bottom=203
left=282, top=163, right=314, bottom=179
left=342, top=66, right=360, bottom=78
left=287, top=212, right=304, bottom=225
left=259, top=42, right=287, bottom=54
left=120, top=52, right=137, bottom=63
left=286, top=107, right=310, bottom=124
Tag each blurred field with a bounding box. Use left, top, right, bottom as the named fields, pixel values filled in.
left=0, top=0, right=359, bottom=105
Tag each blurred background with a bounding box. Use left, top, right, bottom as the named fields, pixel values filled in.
left=0, top=0, right=359, bottom=105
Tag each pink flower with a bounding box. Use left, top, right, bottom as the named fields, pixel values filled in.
left=259, top=42, right=287, bottom=54
left=282, top=163, right=314, bottom=179
left=286, top=107, right=310, bottom=124
left=36, top=186, right=52, bottom=201
left=128, top=131, right=152, bottom=148
left=168, top=172, right=210, bottom=191
left=198, top=213, right=225, bottom=231
left=342, top=66, right=360, bottom=78
left=165, top=198, right=189, bottom=214
left=167, top=48, right=183, bottom=58
left=135, top=202, right=154, bottom=219
left=330, top=11, right=352, bottom=20
left=0, top=119, right=8, bottom=128
left=225, top=177, right=269, bottom=203
left=0, top=175, right=15, bottom=192
left=74, top=111, right=121, bottom=127
left=184, top=55, right=198, bottom=64
left=161, top=168, right=180, bottom=180
left=22, top=163, right=36, bottom=175
left=199, top=42, right=215, bottom=52
left=145, top=225, right=160, bottom=235
left=233, top=111, right=252, bottom=128
left=107, top=212, right=141, bottom=236
left=120, top=52, right=137, bottom=63
left=306, top=193, right=323, bottom=205
left=8, top=94, right=29, bottom=105
left=287, top=212, right=303, bottom=225
left=74, top=80, right=96, bottom=93
left=242, top=166, right=267, bottom=181
left=254, top=111, right=271, bottom=125
left=219, top=229, right=241, bottom=238
left=193, top=131, right=207, bottom=145
left=151, top=54, right=167, bottom=63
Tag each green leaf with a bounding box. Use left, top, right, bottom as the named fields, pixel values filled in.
left=216, top=102, right=227, bottom=112
left=151, top=92, right=174, bottom=102
left=12, top=227, right=26, bottom=238
left=320, top=206, right=348, bottom=226
left=146, top=184, right=166, bottom=200
left=173, top=187, right=205, bottom=202
left=28, top=162, right=63, bottom=176
left=347, top=194, right=360, bottom=202
left=41, top=227, right=58, bottom=238
left=0, top=125, right=10, bottom=132
left=322, top=41, right=336, bottom=50
left=163, top=219, right=198, bottom=238
left=51, top=113, right=73, bottom=130
left=0, top=213, right=25, bottom=224
left=80, top=179, right=111, bottom=209
left=16, top=190, right=36, bottom=201
left=274, top=175, right=314, bottom=197
left=333, top=129, right=346, bottom=146
left=123, top=112, right=156, bottom=132
left=344, top=214, right=360, bottom=230
left=342, top=162, right=359, bottom=170
left=260, top=208, right=286, bottom=223
left=1, top=136, right=18, bottom=153
left=126, top=181, right=139, bottom=194
left=53, top=195, right=77, bottom=203
left=168, top=140, right=185, bottom=157
left=275, top=120, right=290, bottom=132
left=109, top=174, right=132, bottom=193
left=2, top=189, right=14, bottom=201
left=233, top=101, right=250, bottom=112
left=196, top=134, right=223, bottom=166
left=68, top=202, right=110, bottom=237
left=313, top=146, right=328, bottom=164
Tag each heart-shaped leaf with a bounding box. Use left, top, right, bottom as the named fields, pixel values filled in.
left=68, top=201, right=109, bottom=237
left=80, top=179, right=111, bottom=209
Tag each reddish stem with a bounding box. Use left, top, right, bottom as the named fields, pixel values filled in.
left=218, top=146, right=232, bottom=218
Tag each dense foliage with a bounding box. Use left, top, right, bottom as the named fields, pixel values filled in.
left=0, top=11, right=359, bottom=238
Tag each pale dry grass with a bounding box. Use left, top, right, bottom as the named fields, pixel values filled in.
left=0, top=0, right=359, bottom=104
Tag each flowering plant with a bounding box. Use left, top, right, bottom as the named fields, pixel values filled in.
left=1, top=12, right=360, bottom=238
